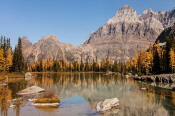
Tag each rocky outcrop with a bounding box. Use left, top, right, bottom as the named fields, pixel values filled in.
left=22, top=6, right=175, bottom=63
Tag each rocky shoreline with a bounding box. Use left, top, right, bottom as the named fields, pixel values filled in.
left=132, top=74, right=175, bottom=91
left=132, top=74, right=175, bottom=83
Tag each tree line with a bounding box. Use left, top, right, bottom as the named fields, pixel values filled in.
left=0, top=36, right=25, bottom=72
left=126, top=36, right=175, bottom=75
left=28, top=57, right=126, bottom=73
left=0, top=35, right=126, bottom=73
left=2, top=35, right=175, bottom=75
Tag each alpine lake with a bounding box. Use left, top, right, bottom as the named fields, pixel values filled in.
left=0, top=72, right=175, bottom=116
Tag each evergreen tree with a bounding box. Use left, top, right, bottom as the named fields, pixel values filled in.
left=53, top=60, right=58, bottom=72
left=3, top=38, right=6, bottom=58
left=0, top=36, right=3, bottom=48
left=152, top=43, right=161, bottom=74
left=12, top=38, right=24, bottom=72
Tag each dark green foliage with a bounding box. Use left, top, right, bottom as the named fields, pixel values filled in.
left=12, top=38, right=25, bottom=72
left=152, top=47, right=160, bottom=74
left=165, top=36, right=171, bottom=72
left=155, top=23, right=175, bottom=43
left=0, top=36, right=11, bottom=58
left=53, top=60, right=59, bottom=72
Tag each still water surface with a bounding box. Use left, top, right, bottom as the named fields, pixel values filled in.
left=0, top=72, right=175, bottom=116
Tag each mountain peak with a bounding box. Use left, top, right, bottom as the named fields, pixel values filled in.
left=21, top=36, right=32, bottom=46
left=119, top=5, right=134, bottom=11
left=107, top=5, right=139, bottom=24
left=143, top=8, right=157, bottom=15
left=117, top=5, right=135, bottom=14
left=21, top=36, right=29, bottom=41
left=40, top=34, right=58, bottom=41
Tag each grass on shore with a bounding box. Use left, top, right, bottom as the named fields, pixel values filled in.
left=35, top=96, right=60, bottom=103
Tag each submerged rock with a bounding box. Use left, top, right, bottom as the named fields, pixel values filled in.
left=9, top=105, right=16, bottom=108
left=31, top=103, right=59, bottom=107
left=103, top=71, right=118, bottom=76
left=140, top=88, right=147, bottom=90
left=104, top=71, right=113, bottom=76
left=96, top=98, right=119, bottom=112
left=17, top=86, right=45, bottom=95
left=28, top=99, right=37, bottom=102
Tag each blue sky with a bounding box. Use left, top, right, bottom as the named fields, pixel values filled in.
left=0, top=0, right=175, bottom=47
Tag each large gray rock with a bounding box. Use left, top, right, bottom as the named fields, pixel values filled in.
left=17, top=86, right=45, bottom=95
left=96, top=98, right=119, bottom=112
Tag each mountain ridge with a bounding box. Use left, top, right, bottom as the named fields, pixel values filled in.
left=22, top=5, right=175, bottom=63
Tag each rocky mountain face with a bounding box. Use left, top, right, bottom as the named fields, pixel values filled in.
left=22, top=35, right=94, bottom=63
left=84, top=6, right=175, bottom=61
left=22, top=5, right=175, bottom=63
left=21, top=37, right=33, bottom=60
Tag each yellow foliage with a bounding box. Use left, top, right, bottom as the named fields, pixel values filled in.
left=70, top=63, right=74, bottom=71
left=35, top=96, right=60, bottom=103
left=169, top=48, right=175, bottom=72
left=0, top=49, right=5, bottom=71
left=132, top=52, right=138, bottom=72
left=47, top=57, right=53, bottom=71
left=6, top=48, right=12, bottom=71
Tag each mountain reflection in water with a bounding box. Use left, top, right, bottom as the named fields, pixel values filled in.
left=0, top=72, right=175, bottom=116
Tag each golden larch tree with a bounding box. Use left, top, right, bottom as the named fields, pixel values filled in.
left=169, top=48, right=175, bottom=72
left=6, top=48, right=12, bottom=71
left=0, top=49, right=5, bottom=71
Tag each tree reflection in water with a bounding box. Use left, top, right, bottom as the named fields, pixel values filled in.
left=0, top=85, right=11, bottom=116
left=0, top=72, right=175, bottom=116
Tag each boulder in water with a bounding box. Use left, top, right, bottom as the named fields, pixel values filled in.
left=96, top=98, right=119, bottom=112
left=17, top=86, right=45, bottom=95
